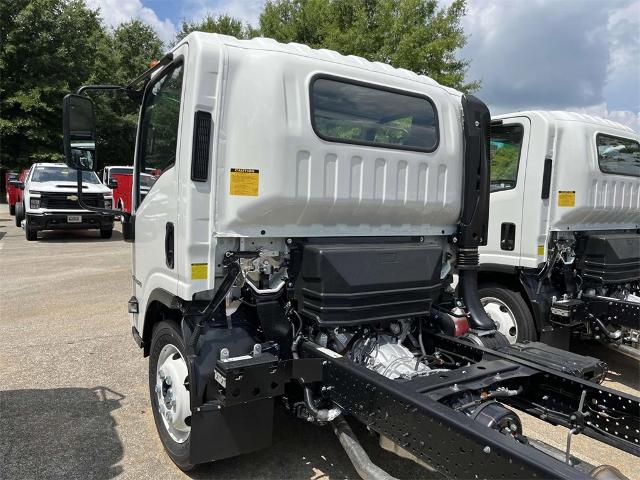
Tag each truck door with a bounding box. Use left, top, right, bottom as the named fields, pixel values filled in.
left=132, top=46, right=187, bottom=325
left=481, top=117, right=531, bottom=265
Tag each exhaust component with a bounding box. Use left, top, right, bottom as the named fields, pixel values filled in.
left=590, top=465, right=630, bottom=480
left=331, top=416, right=399, bottom=480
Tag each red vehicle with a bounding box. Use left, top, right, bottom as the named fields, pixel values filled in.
left=102, top=166, right=157, bottom=213
left=5, top=168, right=29, bottom=216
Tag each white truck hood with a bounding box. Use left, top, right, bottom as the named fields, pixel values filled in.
left=29, top=181, right=111, bottom=195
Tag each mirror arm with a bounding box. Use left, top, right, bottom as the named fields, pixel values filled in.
left=75, top=168, right=131, bottom=220
left=76, top=85, right=125, bottom=95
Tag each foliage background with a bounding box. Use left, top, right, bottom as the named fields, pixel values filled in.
left=0, top=0, right=477, bottom=171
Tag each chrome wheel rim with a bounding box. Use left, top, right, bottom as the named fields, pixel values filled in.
left=481, top=297, right=518, bottom=344
left=155, top=344, right=191, bottom=443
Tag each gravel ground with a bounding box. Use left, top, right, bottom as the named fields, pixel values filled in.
left=0, top=209, right=638, bottom=479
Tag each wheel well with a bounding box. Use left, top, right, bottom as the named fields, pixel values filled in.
left=477, top=271, right=540, bottom=334
left=142, top=300, right=181, bottom=357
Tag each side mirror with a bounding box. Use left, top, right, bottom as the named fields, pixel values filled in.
left=16, top=181, right=25, bottom=190
left=63, top=94, right=97, bottom=171
left=107, top=179, right=118, bottom=189
left=8, top=179, right=18, bottom=186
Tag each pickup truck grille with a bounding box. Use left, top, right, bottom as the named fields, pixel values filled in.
left=40, top=192, right=104, bottom=210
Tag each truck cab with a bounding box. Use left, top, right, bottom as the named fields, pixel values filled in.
left=22, top=163, right=115, bottom=240
left=5, top=171, right=19, bottom=215
left=59, top=35, right=639, bottom=478
left=102, top=166, right=156, bottom=212
left=7, top=167, right=29, bottom=220
left=479, top=111, right=639, bottom=349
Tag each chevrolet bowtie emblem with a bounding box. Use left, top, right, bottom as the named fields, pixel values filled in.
left=67, top=194, right=78, bottom=201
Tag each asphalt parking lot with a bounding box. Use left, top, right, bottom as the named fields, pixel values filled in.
left=1, top=209, right=638, bottom=479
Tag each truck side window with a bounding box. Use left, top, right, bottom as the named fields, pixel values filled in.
left=596, top=134, right=640, bottom=177
left=489, top=124, right=524, bottom=192
left=310, top=76, right=438, bottom=152
left=138, top=63, right=185, bottom=187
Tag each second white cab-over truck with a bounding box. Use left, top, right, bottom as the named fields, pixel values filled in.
left=479, top=112, right=639, bottom=351
left=60, top=34, right=638, bottom=479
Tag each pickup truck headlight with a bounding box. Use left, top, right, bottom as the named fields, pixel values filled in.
left=104, top=198, right=113, bottom=209
left=30, top=198, right=40, bottom=209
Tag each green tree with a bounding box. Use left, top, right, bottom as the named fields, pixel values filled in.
left=259, top=0, right=478, bottom=92
left=175, top=13, right=259, bottom=43
left=91, top=20, right=164, bottom=169
left=0, top=0, right=106, bottom=169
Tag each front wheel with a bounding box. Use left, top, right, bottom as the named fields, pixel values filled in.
left=479, top=284, right=537, bottom=344
left=149, top=321, right=196, bottom=471
left=100, top=228, right=113, bottom=239
left=25, top=217, right=37, bottom=241
left=9, top=204, right=15, bottom=216
left=15, top=202, right=24, bottom=228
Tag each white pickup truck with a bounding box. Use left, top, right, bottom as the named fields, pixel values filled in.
left=19, top=163, right=115, bottom=240
left=479, top=111, right=639, bottom=351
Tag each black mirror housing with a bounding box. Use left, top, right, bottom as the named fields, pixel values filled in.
left=107, top=179, right=118, bottom=189
left=63, top=94, right=97, bottom=171
left=16, top=181, right=25, bottom=190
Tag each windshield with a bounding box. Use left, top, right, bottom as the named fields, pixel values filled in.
left=597, top=134, right=640, bottom=177
left=108, top=167, right=133, bottom=176
left=32, top=166, right=100, bottom=184
left=140, top=173, right=157, bottom=188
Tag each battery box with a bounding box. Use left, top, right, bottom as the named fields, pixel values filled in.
left=549, top=298, right=586, bottom=327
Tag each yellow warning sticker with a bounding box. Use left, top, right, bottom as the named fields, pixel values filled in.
left=537, top=245, right=545, bottom=256
left=230, top=168, right=259, bottom=196
left=191, top=263, right=208, bottom=280
left=558, top=190, right=576, bottom=207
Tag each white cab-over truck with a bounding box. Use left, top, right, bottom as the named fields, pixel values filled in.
left=60, top=34, right=638, bottom=479
left=14, top=162, right=114, bottom=240
left=479, top=112, right=639, bottom=352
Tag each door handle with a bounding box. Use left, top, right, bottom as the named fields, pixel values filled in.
left=500, top=222, right=516, bottom=251
left=165, top=222, right=174, bottom=269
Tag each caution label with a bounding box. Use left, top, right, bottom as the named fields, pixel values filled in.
left=191, top=263, right=208, bottom=280
left=558, top=190, right=576, bottom=207
left=230, top=168, right=259, bottom=196
left=537, top=245, right=545, bottom=256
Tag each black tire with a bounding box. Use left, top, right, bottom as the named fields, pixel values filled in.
left=478, top=283, right=537, bottom=343
left=9, top=204, right=15, bottom=216
left=100, top=228, right=113, bottom=239
left=15, top=202, right=24, bottom=228
left=149, top=321, right=196, bottom=472
left=25, top=217, right=37, bottom=241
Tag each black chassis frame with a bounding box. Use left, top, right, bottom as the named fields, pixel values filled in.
left=580, top=295, right=640, bottom=331
left=296, top=335, right=640, bottom=479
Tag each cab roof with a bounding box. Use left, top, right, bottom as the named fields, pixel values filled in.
left=493, top=110, right=635, bottom=134
left=177, top=32, right=463, bottom=98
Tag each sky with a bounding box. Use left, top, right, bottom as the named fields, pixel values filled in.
left=86, top=0, right=640, bottom=131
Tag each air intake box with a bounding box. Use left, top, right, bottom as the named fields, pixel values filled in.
left=577, top=233, right=640, bottom=285
left=294, top=243, right=443, bottom=326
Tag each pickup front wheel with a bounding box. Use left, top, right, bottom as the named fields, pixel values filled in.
left=24, top=217, right=37, bottom=241
left=100, top=228, right=113, bottom=239
left=14, top=202, right=24, bottom=228
left=479, top=284, right=537, bottom=344
left=149, top=321, right=195, bottom=471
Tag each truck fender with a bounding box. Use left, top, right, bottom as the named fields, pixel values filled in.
left=141, top=288, right=182, bottom=355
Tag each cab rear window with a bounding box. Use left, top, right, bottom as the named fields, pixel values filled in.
left=310, top=76, right=438, bottom=152
left=597, top=134, right=640, bottom=177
